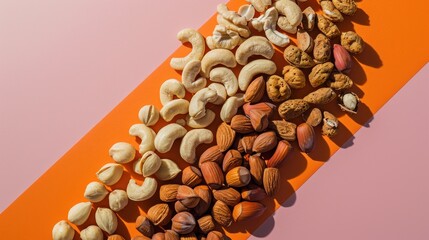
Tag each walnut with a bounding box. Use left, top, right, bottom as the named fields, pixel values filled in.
left=327, top=72, right=354, bottom=90
left=313, top=34, right=331, bottom=63
left=308, top=62, right=334, bottom=88
left=341, top=31, right=364, bottom=54
left=283, top=45, right=315, bottom=68
left=282, top=66, right=306, bottom=89
left=332, top=0, right=357, bottom=16
left=266, top=75, right=292, bottom=103
left=317, top=14, right=340, bottom=39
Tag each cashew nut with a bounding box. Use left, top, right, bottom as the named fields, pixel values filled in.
left=159, top=79, right=186, bottom=106
left=217, top=15, right=251, bottom=38
left=155, top=159, right=181, bottom=181
left=160, top=99, right=190, bottom=122
left=247, top=0, right=272, bottom=12
left=129, top=124, right=156, bottom=154
left=220, top=93, right=245, bottom=123
left=235, top=36, right=274, bottom=65
left=109, top=142, right=136, bottom=164
left=189, top=88, right=217, bottom=120
left=206, top=25, right=243, bottom=50
left=182, top=60, right=207, bottom=93
left=217, top=3, right=247, bottom=26
left=180, top=129, right=214, bottom=164
left=277, top=16, right=298, bottom=34
left=201, top=49, right=237, bottom=78
left=170, top=28, right=205, bottom=70
left=126, top=178, right=157, bottom=201
left=208, top=83, right=227, bottom=105
left=261, top=7, right=290, bottom=47
left=154, top=123, right=187, bottom=153
left=250, top=7, right=277, bottom=32
left=186, top=109, right=216, bottom=128
left=209, top=67, right=238, bottom=96
left=238, top=59, right=277, bottom=91
left=238, top=4, right=255, bottom=21
left=274, top=0, right=303, bottom=27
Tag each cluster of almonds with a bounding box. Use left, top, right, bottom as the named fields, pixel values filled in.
left=52, top=0, right=366, bottom=239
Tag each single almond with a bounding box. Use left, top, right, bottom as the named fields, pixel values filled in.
left=297, top=122, right=315, bottom=153
left=263, top=168, right=280, bottom=197
left=243, top=102, right=276, bottom=118
left=249, top=155, right=266, bottom=185
left=200, top=162, right=224, bottom=190
left=241, top=185, right=267, bottom=202
left=252, top=131, right=278, bottom=153
left=206, top=231, right=224, bottom=240
left=212, top=200, right=232, bottom=227
left=266, top=140, right=292, bottom=168
left=232, top=201, right=266, bottom=222
left=244, top=76, right=265, bottom=103
left=240, top=134, right=257, bottom=154
left=197, top=215, right=215, bottom=234
left=198, top=146, right=224, bottom=167
left=249, top=109, right=269, bottom=132
left=174, top=200, right=190, bottom=213
left=230, top=115, right=254, bottom=134
left=216, top=122, right=236, bottom=152
left=182, top=166, right=203, bottom=187
left=222, top=149, right=243, bottom=173
left=176, top=185, right=200, bottom=208
left=193, top=185, right=212, bottom=217
left=146, top=203, right=172, bottom=226
left=159, top=184, right=180, bottom=202
left=213, top=188, right=241, bottom=206
left=226, top=166, right=251, bottom=188
left=180, top=233, right=197, bottom=240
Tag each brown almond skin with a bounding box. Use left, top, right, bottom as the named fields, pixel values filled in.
left=305, top=108, right=323, bottom=127
left=200, top=162, right=224, bottom=190
left=243, top=102, right=276, bottom=118
left=206, top=231, right=224, bottom=240
left=147, top=203, right=172, bottom=226
left=194, top=185, right=213, bottom=217
left=249, top=155, right=266, bottom=185
left=135, top=215, right=154, bottom=238
left=269, top=120, right=297, bottom=141
left=297, top=123, right=315, bottom=153
left=182, top=166, right=203, bottom=187
left=266, top=140, right=292, bottom=168
left=222, top=149, right=243, bottom=173
left=199, top=146, right=224, bottom=168
left=216, top=122, right=236, bottom=152
left=240, top=134, right=258, bottom=154
left=230, top=115, right=254, bottom=134
left=159, top=184, right=180, bottom=202
left=130, top=236, right=151, bottom=240
left=180, top=233, right=198, bottom=240
left=232, top=201, right=266, bottom=222
left=263, top=168, right=280, bottom=196
left=152, top=233, right=166, bottom=240
left=165, top=230, right=180, bottom=240
left=171, top=212, right=196, bottom=235
left=212, top=200, right=232, bottom=227
left=176, top=185, right=200, bottom=208
left=244, top=76, right=266, bottom=103
left=252, top=131, right=278, bottom=153
left=278, top=99, right=310, bottom=120
left=174, top=200, right=190, bottom=213
left=197, top=215, right=216, bottom=234
left=213, top=187, right=241, bottom=206
left=241, top=185, right=267, bottom=201
left=249, top=109, right=269, bottom=132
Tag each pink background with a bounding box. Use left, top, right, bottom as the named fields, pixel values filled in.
left=1, top=0, right=428, bottom=239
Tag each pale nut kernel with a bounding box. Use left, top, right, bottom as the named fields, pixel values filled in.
left=339, top=92, right=360, bottom=113
left=109, top=142, right=136, bottom=164
left=138, top=105, right=159, bottom=127
left=155, top=159, right=181, bottom=181
left=67, top=202, right=92, bottom=225
left=141, top=151, right=162, bottom=177
left=80, top=225, right=103, bottom=240
left=96, top=163, right=123, bottom=186
left=282, top=65, right=306, bottom=89
left=95, top=207, right=118, bottom=235
left=109, top=189, right=128, bottom=212
left=52, top=220, right=75, bottom=240
left=84, top=181, right=108, bottom=203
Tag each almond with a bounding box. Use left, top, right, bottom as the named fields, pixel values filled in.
left=165, top=230, right=179, bottom=240
left=269, top=120, right=297, bottom=141
left=151, top=233, right=165, bottom=240
left=216, top=122, right=236, bottom=152
left=241, top=185, right=267, bottom=202
left=200, top=162, right=224, bottom=190
left=266, top=140, right=292, bottom=168
left=243, top=102, right=276, bottom=118
left=182, top=166, right=203, bottom=187
left=146, top=203, right=172, bottom=226
left=174, top=200, right=190, bottom=213
left=159, top=184, right=180, bottom=202
left=232, top=201, right=266, bottom=222
left=199, top=146, right=224, bottom=167
left=211, top=200, right=232, bottom=227
left=244, top=76, right=265, bottom=103
left=222, top=149, right=242, bottom=173
left=176, top=185, right=200, bottom=208
left=263, top=167, right=280, bottom=197
left=180, top=233, right=197, bottom=240
left=206, top=231, right=224, bottom=240
left=230, top=115, right=254, bottom=134
left=193, top=185, right=212, bottom=217
left=252, top=131, right=277, bottom=153
left=240, top=134, right=257, bottom=154
left=197, top=215, right=215, bottom=234
left=249, top=155, right=266, bottom=185
left=226, top=166, right=251, bottom=188
left=213, top=188, right=241, bottom=206
left=278, top=99, right=310, bottom=120
left=297, top=122, right=315, bottom=153
left=249, top=109, right=269, bottom=132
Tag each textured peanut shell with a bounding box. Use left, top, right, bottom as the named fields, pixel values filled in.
left=283, top=45, right=315, bottom=68
left=278, top=99, right=310, bottom=120
left=303, top=87, right=337, bottom=105
left=309, top=62, right=334, bottom=87
left=327, top=72, right=353, bottom=90
left=313, top=34, right=331, bottom=64
left=282, top=66, right=306, bottom=89
left=333, top=0, right=357, bottom=15
left=341, top=31, right=364, bottom=54
left=317, top=14, right=341, bottom=39
left=266, top=75, right=291, bottom=103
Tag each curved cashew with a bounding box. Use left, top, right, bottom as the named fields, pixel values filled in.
left=238, top=59, right=277, bottom=91
left=186, top=109, right=216, bottom=128
left=170, top=28, right=205, bottom=70
left=248, top=0, right=272, bottom=12
left=159, top=79, right=185, bottom=106
left=160, top=99, right=190, bottom=122
left=129, top=124, right=156, bottom=154
left=182, top=60, right=207, bottom=93
left=274, top=0, right=302, bottom=27
left=155, top=159, right=181, bottom=181
left=220, top=93, right=245, bottom=123
left=154, top=123, right=187, bottom=153
left=217, top=15, right=251, bottom=38
left=217, top=3, right=247, bottom=26
left=235, top=36, right=274, bottom=65
left=206, top=25, right=243, bottom=50
left=208, top=83, right=227, bottom=105
left=238, top=4, right=255, bottom=21
left=126, top=178, right=157, bottom=201
left=259, top=7, right=290, bottom=47
left=277, top=16, right=298, bottom=34
left=209, top=67, right=238, bottom=96
left=180, top=129, right=214, bottom=164
left=250, top=6, right=277, bottom=32
left=189, top=88, right=217, bottom=120
left=201, top=49, right=237, bottom=78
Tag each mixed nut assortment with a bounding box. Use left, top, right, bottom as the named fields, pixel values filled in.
left=52, top=0, right=365, bottom=239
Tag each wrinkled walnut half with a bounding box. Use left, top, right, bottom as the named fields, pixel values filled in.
left=283, top=45, right=315, bottom=68
left=309, top=62, right=334, bottom=88
left=317, top=14, right=340, bottom=39
left=282, top=66, right=306, bottom=89
left=278, top=99, right=310, bottom=120
left=341, top=31, right=364, bottom=54
left=313, top=33, right=331, bottom=63
left=327, top=72, right=353, bottom=90
left=269, top=120, right=297, bottom=141
left=333, top=0, right=357, bottom=16
left=266, top=75, right=292, bottom=103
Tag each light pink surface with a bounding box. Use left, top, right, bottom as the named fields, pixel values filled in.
left=0, top=0, right=221, bottom=213
left=249, top=63, right=429, bottom=239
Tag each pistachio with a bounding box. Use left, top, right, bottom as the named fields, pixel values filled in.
left=155, top=159, right=181, bottom=181
left=95, top=207, right=118, bottom=235
left=96, top=163, right=123, bottom=186
left=52, top=220, right=75, bottom=240
left=80, top=225, right=103, bottom=240
left=138, top=105, right=160, bottom=126
left=67, top=202, right=92, bottom=225
left=84, top=181, right=108, bottom=203
left=108, top=189, right=128, bottom=212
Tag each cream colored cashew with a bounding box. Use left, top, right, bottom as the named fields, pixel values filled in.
left=260, top=7, right=291, bottom=47
left=217, top=15, right=251, bottom=38
left=154, top=123, right=187, bottom=153
left=238, top=4, right=255, bottom=21
left=220, top=93, right=245, bottom=123
left=170, top=28, right=205, bottom=70
left=277, top=16, right=298, bottom=34
left=209, top=67, right=238, bottom=96
left=129, top=124, right=156, bottom=154
left=208, top=83, right=227, bottom=105
left=182, top=60, right=207, bottom=93
left=250, top=6, right=277, bottom=32
left=238, top=59, right=277, bottom=91
left=247, top=0, right=272, bottom=12
left=235, top=36, right=274, bottom=65
left=159, top=79, right=186, bottom=106
left=180, top=129, right=214, bottom=164
left=217, top=3, right=247, bottom=26
left=186, top=109, right=216, bottom=128
left=201, top=49, right=237, bottom=78
left=206, top=25, right=243, bottom=50
left=274, top=0, right=302, bottom=27
left=160, top=99, right=190, bottom=122
left=126, top=178, right=157, bottom=201
left=189, top=88, right=217, bottom=120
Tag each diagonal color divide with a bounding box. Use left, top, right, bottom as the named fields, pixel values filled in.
left=1, top=0, right=429, bottom=239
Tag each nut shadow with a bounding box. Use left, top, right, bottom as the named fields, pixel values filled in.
left=349, top=56, right=367, bottom=85
left=355, top=42, right=383, bottom=68
left=329, top=120, right=356, bottom=149
left=351, top=8, right=370, bottom=26
left=348, top=101, right=374, bottom=127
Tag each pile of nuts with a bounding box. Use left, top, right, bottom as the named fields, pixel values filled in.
left=52, top=0, right=365, bottom=239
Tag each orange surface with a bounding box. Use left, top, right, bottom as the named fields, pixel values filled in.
left=1, top=0, right=428, bottom=239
